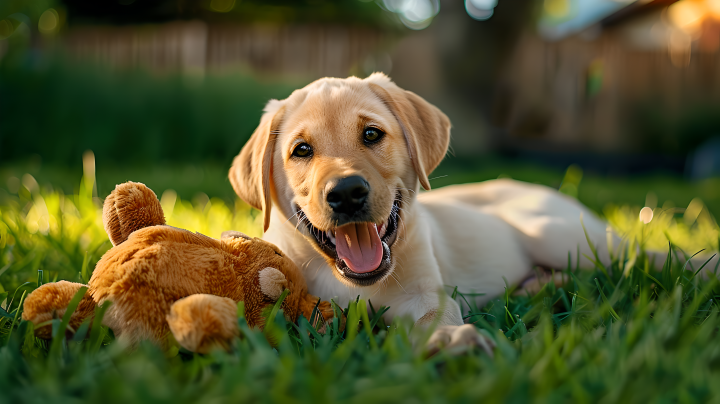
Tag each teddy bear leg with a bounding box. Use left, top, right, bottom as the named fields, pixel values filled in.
left=22, top=281, right=96, bottom=339
left=166, top=294, right=239, bottom=354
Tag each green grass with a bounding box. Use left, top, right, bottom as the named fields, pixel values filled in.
left=2, top=163, right=720, bottom=402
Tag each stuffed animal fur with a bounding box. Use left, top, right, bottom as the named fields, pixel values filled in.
left=22, top=182, right=333, bottom=353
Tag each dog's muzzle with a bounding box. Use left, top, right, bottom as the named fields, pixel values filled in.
left=297, top=192, right=402, bottom=286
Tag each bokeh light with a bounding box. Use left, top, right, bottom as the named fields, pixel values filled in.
left=465, top=0, right=497, bottom=21
left=466, top=0, right=497, bottom=21
left=38, top=9, right=59, bottom=35
left=210, top=0, right=236, bottom=13
left=709, top=0, right=720, bottom=19
left=382, top=0, right=440, bottom=30
left=0, top=19, right=14, bottom=39
left=639, top=207, right=654, bottom=224
left=668, top=0, right=706, bottom=31
left=544, top=0, right=570, bottom=19
left=667, top=0, right=720, bottom=32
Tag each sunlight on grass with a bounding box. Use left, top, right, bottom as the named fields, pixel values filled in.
left=161, top=189, right=263, bottom=240
left=606, top=201, right=719, bottom=256
left=3, top=159, right=717, bottom=292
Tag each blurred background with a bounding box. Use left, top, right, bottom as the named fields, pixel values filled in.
left=2, top=0, right=720, bottom=215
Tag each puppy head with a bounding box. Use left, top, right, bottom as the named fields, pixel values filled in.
left=230, top=73, right=450, bottom=287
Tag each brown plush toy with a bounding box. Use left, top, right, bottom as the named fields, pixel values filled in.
left=22, top=182, right=333, bottom=353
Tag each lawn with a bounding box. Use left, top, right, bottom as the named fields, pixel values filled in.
left=1, top=160, right=720, bottom=403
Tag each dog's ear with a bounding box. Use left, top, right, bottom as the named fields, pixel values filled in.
left=367, top=75, right=450, bottom=190
left=229, top=101, right=285, bottom=232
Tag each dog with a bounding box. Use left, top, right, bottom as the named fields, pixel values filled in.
left=228, top=73, right=716, bottom=351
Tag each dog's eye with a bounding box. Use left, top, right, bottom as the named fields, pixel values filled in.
left=363, top=128, right=384, bottom=144
left=292, top=143, right=313, bottom=158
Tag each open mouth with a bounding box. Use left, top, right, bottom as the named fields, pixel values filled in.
left=297, top=193, right=401, bottom=286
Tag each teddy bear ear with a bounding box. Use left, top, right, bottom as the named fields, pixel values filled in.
left=258, top=267, right=287, bottom=300
left=103, top=182, right=166, bottom=246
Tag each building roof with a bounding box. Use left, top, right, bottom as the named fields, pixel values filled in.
left=539, top=0, right=679, bottom=39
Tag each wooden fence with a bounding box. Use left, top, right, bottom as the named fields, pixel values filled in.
left=63, top=21, right=383, bottom=78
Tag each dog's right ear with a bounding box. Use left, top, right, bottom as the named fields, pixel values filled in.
left=229, top=100, right=285, bottom=232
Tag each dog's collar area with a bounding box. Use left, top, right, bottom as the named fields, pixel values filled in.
left=295, top=192, right=402, bottom=286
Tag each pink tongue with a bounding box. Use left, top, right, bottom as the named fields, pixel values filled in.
left=335, top=223, right=383, bottom=274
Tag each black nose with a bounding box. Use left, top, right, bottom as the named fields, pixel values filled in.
left=326, top=176, right=370, bottom=216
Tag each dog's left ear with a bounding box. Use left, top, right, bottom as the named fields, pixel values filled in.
left=229, top=101, right=285, bottom=232
left=367, top=75, right=451, bottom=190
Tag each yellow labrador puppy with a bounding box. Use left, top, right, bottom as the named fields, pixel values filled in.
left=227, top=73, right=705, bottom=350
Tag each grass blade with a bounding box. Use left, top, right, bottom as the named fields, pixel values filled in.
left=580, top=215, right=613, bottom=286
left=88, top=300, right=111, bottom=354
left=357, top=299, right=377, bottom=350
left=637, top=269, right=668, bottom=293
left=263, top=288, right=290, bottom=345
left=594, top=278, right=620, bottom=321
left=369, top=305, right=390, bottom=329
left=7, top=282, right=36, bottom=313
left=690, top=254, right=716, bottom=281
left=5, top=290, right=27, bottom=344
left=661, top=241, right=673, bottom=288
left=80, top=251, right=91, bottom=283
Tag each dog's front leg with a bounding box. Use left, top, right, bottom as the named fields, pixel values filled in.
left=415, top=299, right=496, bottom=357
left=384, top=290, right=495, bottom=356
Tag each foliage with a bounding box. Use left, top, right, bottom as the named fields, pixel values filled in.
left=2, top=166, right=720, bottom=402
left=0, top=62, right=303, bottom=165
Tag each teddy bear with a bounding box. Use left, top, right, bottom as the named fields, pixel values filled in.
left=22, top=181, right=334, bottom=353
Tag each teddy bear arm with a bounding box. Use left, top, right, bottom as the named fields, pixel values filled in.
left=22, top=281, right=96, bottom=339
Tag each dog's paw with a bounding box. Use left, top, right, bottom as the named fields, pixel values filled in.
left=426, top=324, right=496, bottom=357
